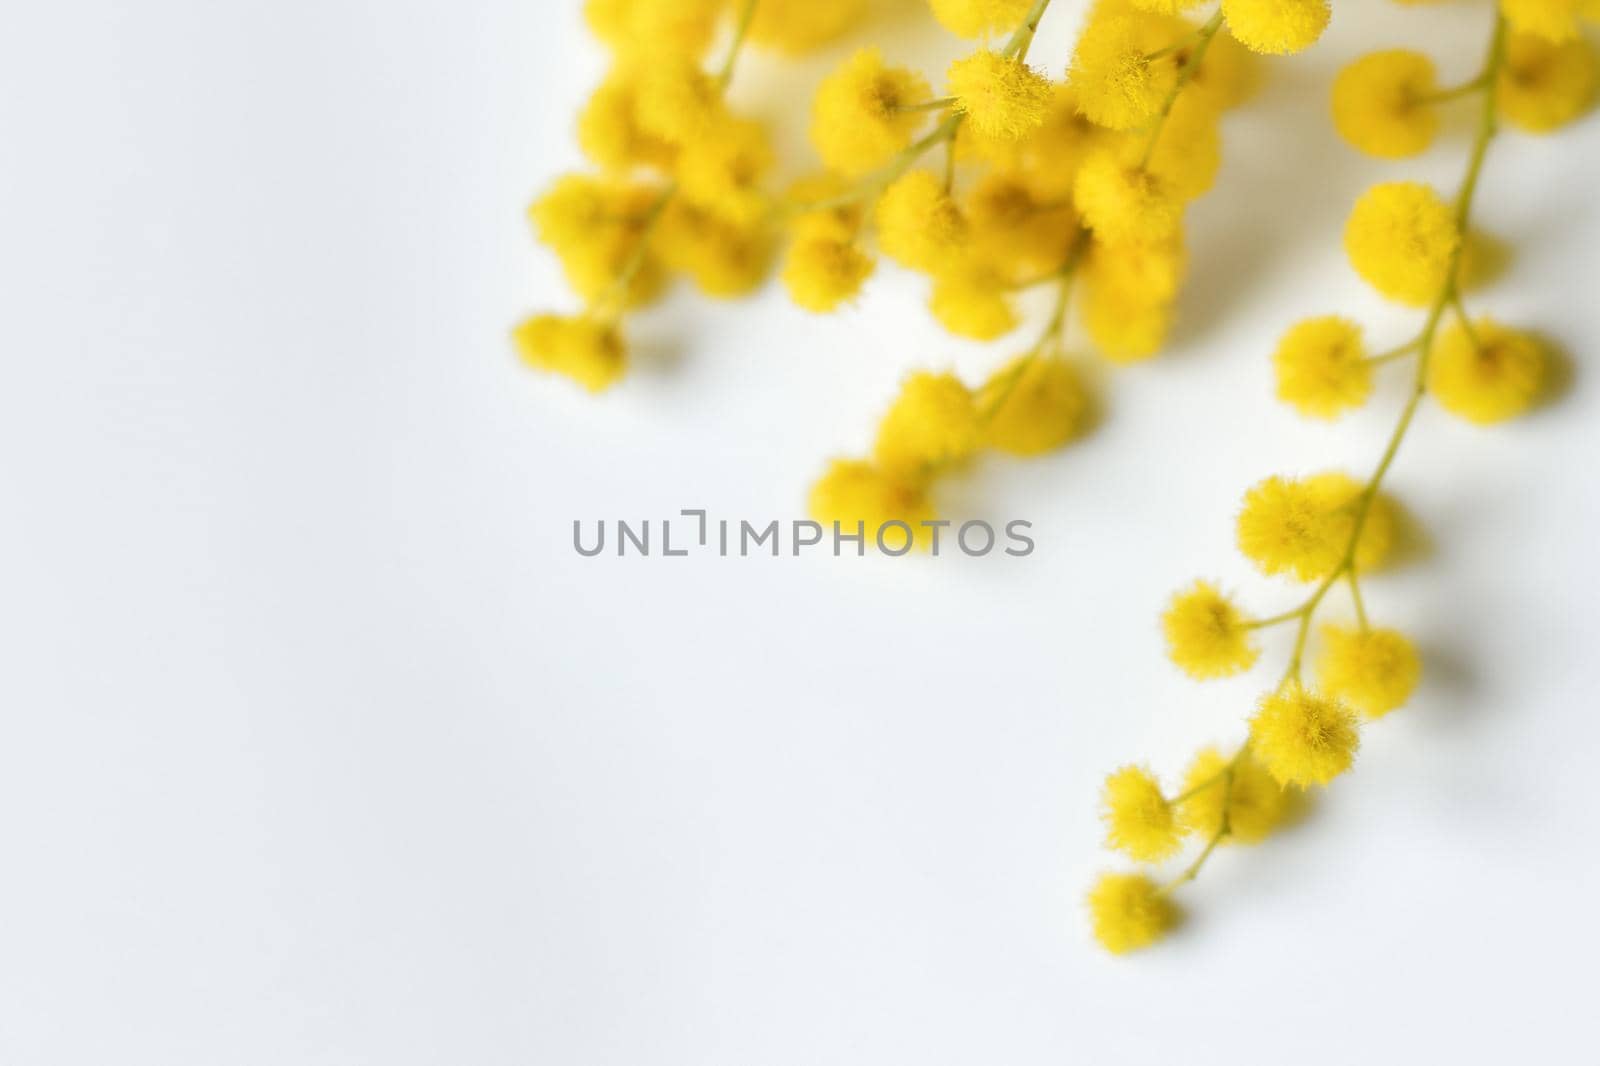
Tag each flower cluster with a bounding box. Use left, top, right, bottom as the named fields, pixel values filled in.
left=515, top=0, right=868, bottom=391
left=798, top=0, right=1286, bottom=538
left=514, top=0, right=1594, bottom=958
left=1087, top=5, right=1594, bottom=955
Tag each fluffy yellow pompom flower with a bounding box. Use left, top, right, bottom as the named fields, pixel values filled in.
left=1248, top=686, right=1361, bottom=788
left=748, top=0, right=865, bottom=55
left=1128, top=93, right=1223, bottom=202
left=964, top=174, right=1080, bottom=282
left=986, top=84, right=1108, bottom=200
left=675, top=117, right=773, bottom=225
left=1221, top=0, right=1331, bottom=56
left=513, top=314, right=626, bottom=393
left=1273, top=316, right=1374, bottom=419
left=1069, top=14, right=1173, bottom=131
left=876, top=172, right=970, bottom=272
left=808, top=459, right=936, bottom=545
left=1236, top=475, right=1347, bottom=581
left=1186, top=26, right=1262, bottom=111
left=1162, top=581, right=1260, bottom=680
left=1088, top=872, right=1176, bottom=955
left=578, top=74, right=676, bottom=172
left=1082, top=280, right=1173, bottom=364
left=810, top=49, right=933, bottom=177
left=1427, top=318, right=1547, bottom=424
left=656, top=202, right=772, bottom=298
left=1128, top=0, right=1210, bottom=12
left=585, top=0, right=722, bottom=59
left=948, top=51, right=1053, bottom=141
left=1331, top=50, right=1441, bottom=159
left=782, top=238, right=875, bottom=312
left=1316, top=626, right=1422, bottom=719
left=930, top=262, right=1020, bottom=340
left=1177, top=748, right=1291, bottom=844
left=786, top=174, right=868, bottom=243
left=1101, top=766, right=1186, bottom=862
left=634, top=58, right=727, bottom=145
left=1073, top=151, right=1182, bottom=244
left=929, top=0, right=1035, bottom=39
left=874, top=371, right=982, bottom=476
left=1500, top=0, right=1587, bottom=43
left=1344, top=181, right=1460, bottom=307
left=1310, top=471, right=1397, bottom=575
left=529, top=177, right=665, bottom=307
left=1498, top=32, right=1599, bottom=133
left=1086, top=231, right=1187, bottom=304
left=979, top=355, right=1090, bottom=456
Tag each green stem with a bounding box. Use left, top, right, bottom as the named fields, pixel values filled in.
left=1415, top=74, right=1489, bottom=106
left=899, top=97, right=957, bottom=113
left=1348, top=571, right=1369, bottom=631
left=1272, top=13, right=1506, bottom=694
left=1140, top=10, right=1224, bottom=170
left=715, top=0, right=760, bottom=88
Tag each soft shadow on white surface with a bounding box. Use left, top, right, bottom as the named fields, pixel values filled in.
left=1, top=1, right=1597, bottom=1064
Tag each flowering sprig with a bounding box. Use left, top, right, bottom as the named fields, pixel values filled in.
left=800, top=0, right=1316, bottom=542
left=1088, top=5, right=1596, bottom=955
left=514, top=0, right=871, bottom=391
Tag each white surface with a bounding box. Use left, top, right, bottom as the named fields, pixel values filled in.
left=3, top=1, right=1598, bottom=1063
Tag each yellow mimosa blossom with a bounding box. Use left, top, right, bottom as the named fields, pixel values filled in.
left=1248, top=686, right=1361, bottom=788
left=1162, top=581, right=1260, bottom=679
left=675, top=117, right=773, bottom=225
left=948, top=51, right=1054, bottom=141
left=782, top=238, right=875, bottom=312
left=1088, top=872, right=1176, bottom=954
left=875, top=171, right=970, bottom=272
left=964, top=175, right=1079, bottom=282
left=656, top=202, right=772, bottom=298
left=1273, top=316, right=1374, bottom=419
left=1126, top=93, right=1223, bottom=202
left=634, top=58, right=727, bottom=144
left=1185, top=20, right=1261, bottom=109
left=978, top=355, right=1091, bottom=456
left=930, top=262, right=1020, bottom=340
left=1332, top=50, right=1441, bottom=159
left=1344, top=181, right=1460, bottom=306
left=808, top=459, right=936, bottom=545
left=1308, top=471, right=1397, bottom=575
left=1070, top=14, right=1173, bottom=131
left=529, top=177, right=665, bottom=307
left=585, top=0, right=722, bottom=59
left=748, top=0, right=866, bottom=54
left=1127, top=0, right=1209, bottom=13
left=1177, top=747, right=1291, bottom=843
left=1073, top=151, right=1182, bottom=244
left=1001, top=84, right=1107, bottom=199
left=1427, top=318, right=1547, bottom=424
left=1102, top=766, right=1186, bottom=861
left=786, top=174, right=867, bottom=243
left=513, top=314, right=626, bottom=393
left=874, top=371, right=982, bottom=476
left=1500, top=0, right=1586, bottom=42
left=1082, top=279, right=1173, bottom=364
left=1086, top=232, right=1187, bottom=304
left=1497, top=32, right=1599, bottom=132
left=1221, top=0, right=1330, bottom=56
left=1236, top=474, right=1347, bottom=581
left=929, top=0, right=1035, bottom=39
left=1316, top=626, right=1422, bottom=719
left=810, top=49, right=933, bottom=177
left=578, top=74, right=676, bottom=172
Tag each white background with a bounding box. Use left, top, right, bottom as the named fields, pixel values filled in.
left=3, top=1, right=1598, bottom=1062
